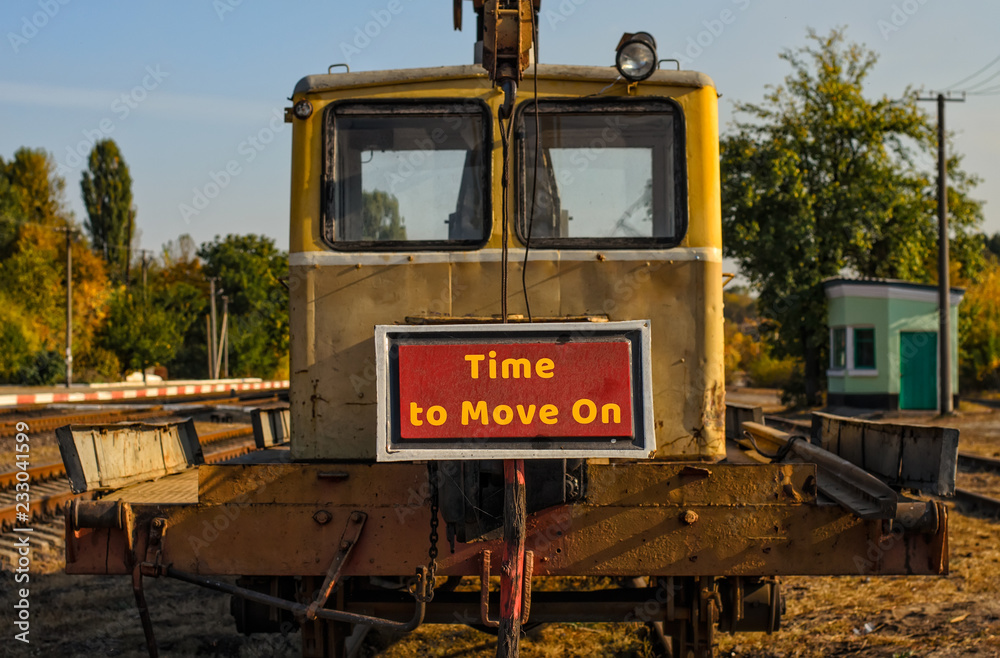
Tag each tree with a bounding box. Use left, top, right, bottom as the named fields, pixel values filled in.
left=4, top=148, right=70, bottom=226
left=721, top=29, right=984, bottom=404
left=197, top=234, right=289, bottom=378
left=81, top=140, right=134, bottom=283
left=959, top=258, right=1000, bottom=391
left=362, top=190, right=407, bottom=240
left=986, top=232, right=1000, bottom=260
left=98, top=288, right=180, bottom=380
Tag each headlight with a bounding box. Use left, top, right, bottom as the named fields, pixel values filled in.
left=615, top=32, right=657, bottom=82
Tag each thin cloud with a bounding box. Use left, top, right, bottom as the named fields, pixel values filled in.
left=0, top=80, right=279, bottom=124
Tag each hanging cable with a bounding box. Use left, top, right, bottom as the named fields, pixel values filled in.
left=962, top=69, right=1000, bottom=93
left=944, top=54, right=1000, bottom=91
left=499, top=110, right=513, bottom=323
left=521, top=9, right=540, bottom=323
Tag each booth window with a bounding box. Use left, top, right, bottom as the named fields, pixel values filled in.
left=854, top=328, right=876, bottom=370
left=831, top=327, right=847, bottom=370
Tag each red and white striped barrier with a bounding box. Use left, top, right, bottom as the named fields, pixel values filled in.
left=0, top=380, right=289, bottom=407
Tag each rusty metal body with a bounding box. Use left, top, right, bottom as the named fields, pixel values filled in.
left=67, top=460, right=946, bottom=579
left=62, top=36, right=955, bottom=658
left=287, top=64, right=725, bottom=462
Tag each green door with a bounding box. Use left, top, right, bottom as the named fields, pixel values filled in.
left=899, top=331, right=937, bottom=410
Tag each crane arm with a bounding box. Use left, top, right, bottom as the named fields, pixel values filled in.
left=455, top=0, right=539, bottom=90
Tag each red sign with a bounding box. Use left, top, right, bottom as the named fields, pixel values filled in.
left=396, top=341, right=634, bottom=440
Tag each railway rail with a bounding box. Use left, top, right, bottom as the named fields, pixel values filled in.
left=0, top=406, right=172, bottom=438
left=0, top=428, right=258, bottom=540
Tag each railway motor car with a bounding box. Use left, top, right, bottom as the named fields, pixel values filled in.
left=62, top=2, right=955, bottom=656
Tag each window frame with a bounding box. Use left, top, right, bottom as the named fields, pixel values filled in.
left=830, top=326, right=847, bottom=370
left=853, top=327, right=876, bottom=370
left=321, top=98, right=494, bottom=252
left=513, top=97, right=688, bottom=249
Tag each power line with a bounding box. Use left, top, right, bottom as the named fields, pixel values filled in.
left=967, top=83, right=1000, bottom=96
left=945, top=53, right=1000, bottom=91
left=963, top=68, right=1000, bottom=93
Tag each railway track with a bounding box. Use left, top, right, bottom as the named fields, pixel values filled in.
left=0, top=390, right=283, bottom=439
left=0, top=426, right=260, bottom=565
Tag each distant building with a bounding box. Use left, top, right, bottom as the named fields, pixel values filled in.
left=824, top=278, right=964, bottom=410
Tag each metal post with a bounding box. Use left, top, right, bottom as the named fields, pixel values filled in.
left=209, top=277, right=218, bottom=379
left=935, top=93, right=951, bottom=415
left=214, top=300, right=228, bottom=382
left=205, top=315, right=213, bottom=379
left=497, top=459, right=526, bottom=657
left=221, top=295, right=229, bottom=379
left=64, top=227, right=73, bottom=388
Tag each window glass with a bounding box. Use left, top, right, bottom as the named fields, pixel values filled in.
left=517, top=100, right=684, bottom=246
left=854, top=328, right=876, bottom=369
left=327, top=103, right=489, bottom=248
left=831, top=328, right=847, bottom=369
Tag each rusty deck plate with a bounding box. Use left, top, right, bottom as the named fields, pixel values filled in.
left=66, top=461, right=947, bottom=579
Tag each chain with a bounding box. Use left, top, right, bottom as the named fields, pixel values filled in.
left=411, top=463, right=440, bottom=603
left=428, top=462, right=440, bottom=570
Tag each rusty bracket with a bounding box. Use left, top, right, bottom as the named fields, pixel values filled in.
left=305, top=510, right=367, bottom=620
left=140, top=517, right=169, bottom=578
left=133, top=516, right=167, bottom=658
left=132, top=565, right=159, bottom=658
left=479, top=549, right=534, bottom=627
left=743, top=422, right=897, bottom=519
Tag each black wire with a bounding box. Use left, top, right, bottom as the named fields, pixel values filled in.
left=945, top=54, right=1000, bottom=91
left=522, top=9, right=540, bottom=323
left=499, top=113, right=512, bottom=323
left=743, top=432, right=806, bottom=463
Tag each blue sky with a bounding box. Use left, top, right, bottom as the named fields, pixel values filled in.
left=1, top=0, right=998, bottom=255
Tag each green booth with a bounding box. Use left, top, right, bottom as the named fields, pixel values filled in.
left=824, top=278, right=964, bottom=410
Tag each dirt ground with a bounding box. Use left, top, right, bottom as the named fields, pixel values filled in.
left=1, top=405, right=997, bottom=657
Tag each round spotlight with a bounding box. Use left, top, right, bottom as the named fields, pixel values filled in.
left=615, top=32, right=657, bottom=82
left=293, top=100, right=314, bottom=120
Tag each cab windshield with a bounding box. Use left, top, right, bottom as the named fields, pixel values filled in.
left=517, top=98, right=686, bottom=248
left=325, top=101, right=491, bottom=250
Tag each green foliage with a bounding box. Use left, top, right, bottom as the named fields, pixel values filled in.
left=98, top=288, right=181, bottom=378
left=197, top=234, right=289, bottom=379
left=81, top=140, right=134, bottom=283
left=0, top=298, right=39, bottom=383
left=723, top=288, right=799, bottom=389
left=721, top=28, right=984, bottom=403
left=4, top=148, right=69, bottom=226
left=1, top=145, right=292, bottom=385
left=959, top=259, right=1000, bottom=391
left=747, top=352, right=798, bottom=389
left=985, top=233, right=1000, bottom=260
left=362, top=190, right=407, bottom=241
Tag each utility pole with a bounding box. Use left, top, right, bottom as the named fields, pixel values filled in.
left=53, top=226, right=77, bottom=388
left=221, top=295, right=229, bottom=379
left=208, top=277, right=218, bottom=379
left=917, top=91, right=965, bottom=415
left=215, top=296, right=229, bottom=380
left=206, top=315, right=213, bottom=379
left=125, top=206, right=135, bottom=285
left=63, top=228, right=73, bottom=388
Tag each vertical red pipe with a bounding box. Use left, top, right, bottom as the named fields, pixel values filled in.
left=497, top=458, right=526, bottom=657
